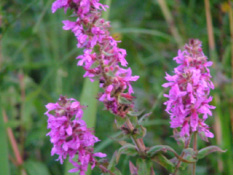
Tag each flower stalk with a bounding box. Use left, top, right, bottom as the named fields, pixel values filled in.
left=192, top=132, right=198, bottom=175
left=125, top=117, right=146, bottom=157
left=173, top=136, right=191, bottom=175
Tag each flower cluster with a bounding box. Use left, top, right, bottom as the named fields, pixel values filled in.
left=45, top=96, right=106, bottom=174
left=52, top=0, right=139, bottom=117
left=163, top=39, right=215, bottom=141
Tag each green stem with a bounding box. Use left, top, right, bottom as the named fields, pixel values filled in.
left=173, top=135, right=191, bottom=175
left=125, top=117, right=146, bottom=157
left=192, top=132, right=197, bottom=175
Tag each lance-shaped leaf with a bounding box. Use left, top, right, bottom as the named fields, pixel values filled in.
left=128, top=110, right=144, bottom=117
left=138, top=112, right=152, bottom=124
left=136, top=159, right=153, bottom=175
left=182, top=148, right=196, bottom=162
left=97, top=153, right=122, bottom=175
left=114, top=143, right=138, bottom=165
left=147, top=145, right=196, bottom=164
left=118, top=143, right=138, bottom=157
left=128, top=115, right=139, bottom=126
left=109, top=132, right=127, bottom=142
left=108, top=151, right=119, bottom=170
left=151, top=153, right=175, bottom=172
left=197, top=146, right=226, bottom=159
left=147, top=145, right=178, bottom=157
left=115, top=116, right=127, bottom=128
left=135, top=125, right=147, bottom=138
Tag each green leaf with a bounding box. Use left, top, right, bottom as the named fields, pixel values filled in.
left=98, top=151, right=122, bottom=175
left=4, top=120, right=21, bottom=129
left=197, top=146, right=226, bottom=159
left=95, top=132, right=122, bottom=152
left=118, top=96, right=132, bottom=105
left=151, top=154, right=175, bottom=172
left=0, top=109, right=10, bottom=175
left=182, top=148, right=196, bottom=163
left=115, top=143, right=138, bottom=163
left=136, top=159, right=154, bottom=175
left=135, top=125, right=147, bottom=138
left=24, top=160, right=51, bottom=175
left=128, top=110, right=144, bottom=117
left=138, top=112, right=152, bottom=124
left=128, top=115, right=138, bottom=126
left=112, top=169, right=122, bottom=175
left=113, top=28, right=171, bottom=40
left=118, top=143, right=137, bottom=157
left=108, top=151, right=119, bottom=170
left=115, top=116, right=127, bottom=128
left=147, top=145, right=178, bottom=157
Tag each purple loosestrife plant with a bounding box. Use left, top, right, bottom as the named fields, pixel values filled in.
left=45, top=96, right=106, bottom=174
left=45, top=1, right=225, bottom=174
left=52, top=0, right=139, bottom=117
left=163, top=39, right=215, bottom=141
left=162, top=39, right=225, bottom=175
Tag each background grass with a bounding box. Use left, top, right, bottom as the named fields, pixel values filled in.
left=1, top=0, right=232, bottom=175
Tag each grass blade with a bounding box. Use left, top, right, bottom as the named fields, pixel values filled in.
left=0, top=108, right=10, bottom=175
left=155, top=0, right=183, bottom=48
left=80, top=80, right=99, bottom=128
left=113, top=28, right=171, bottom=40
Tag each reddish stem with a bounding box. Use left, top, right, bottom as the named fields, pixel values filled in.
left=3, top=110, right=23, bottom=166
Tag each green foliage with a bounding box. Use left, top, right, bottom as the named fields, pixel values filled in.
left=24, top=160, right=51, bottom=175
left=136, top=159, right=154, bottom=175
left=1, top=0, right=232, bottom=175
left=151, top=154, right=175, bottom=173
left=147, top=145, right=178, bottom=158
left=197, top=146, right=226, bottom=160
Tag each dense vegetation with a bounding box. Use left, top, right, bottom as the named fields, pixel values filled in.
left=1, top=0, right=232, bottom=174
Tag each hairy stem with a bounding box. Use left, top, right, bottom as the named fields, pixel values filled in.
left=97, top=164, right=116, bottom=175
left=3, top=110, right=27, bottom=175
left=125, top=117, right=146, bottom=157
left=173, top=136, right=192, bottom=175
left=192, top=132, right=197, bottom=175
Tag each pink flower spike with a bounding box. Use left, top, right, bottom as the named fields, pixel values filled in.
left=45, top=96, right=106, bottom=174
left=51, top=0, right=139, bottom=117
left=163, top=39, right=215, bottom=141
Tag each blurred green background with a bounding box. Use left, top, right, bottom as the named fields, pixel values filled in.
left=1, top=0, right=232, bottom=174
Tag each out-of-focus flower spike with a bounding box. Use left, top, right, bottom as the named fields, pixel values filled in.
left=163, top=39, right=215, bottom=141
